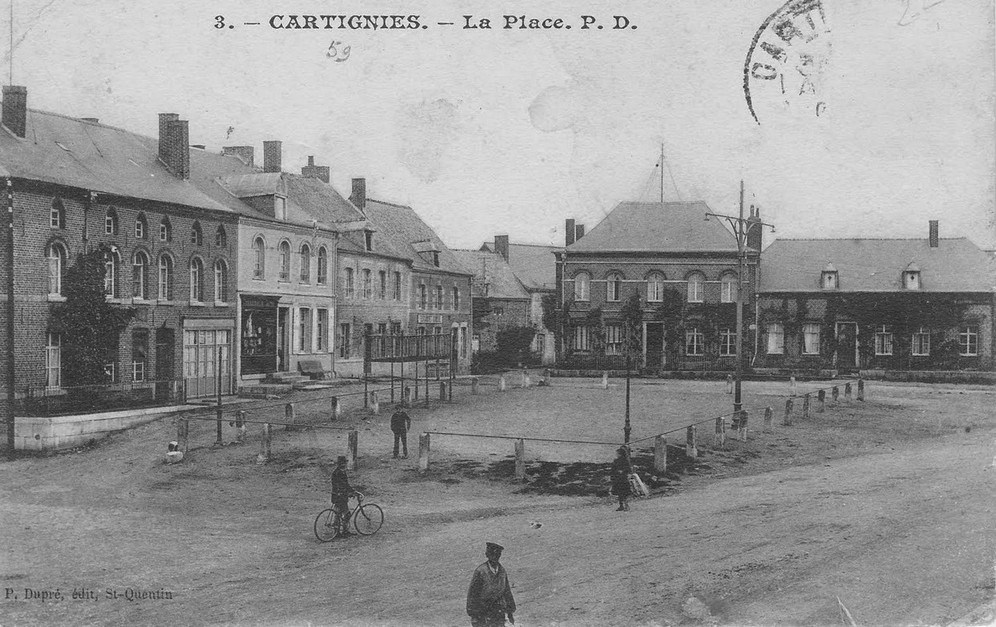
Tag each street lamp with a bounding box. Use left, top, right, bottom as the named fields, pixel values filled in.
left=705, top=181, right=775, bottom=415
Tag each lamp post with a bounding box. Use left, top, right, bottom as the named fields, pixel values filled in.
left=705, top=181, right=775, bottom=415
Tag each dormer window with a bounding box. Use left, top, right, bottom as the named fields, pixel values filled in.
left=364, top=230, right=373, bottom=252
left=903, top=263, right=920, bottom=290
left=821, top=263, right=838, bottom=290
left=274, top=196, right=287, bottom=221
left=432, top=251, right=440, bottom=267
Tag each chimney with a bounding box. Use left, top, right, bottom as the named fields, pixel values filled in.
left=222, top=145, right=255, bottom=167
left=494, top=235, right=509, bottom=262
left=929, top=220, right=939, bottom=248
left=158, top=116, right=189, bottom=179
left=2, top=85, right=27, bottom=138
left=566, top=219, right=576, bottom=246
left=157, top=113, right=179, bottom=163
left=350, top=178, right=367, bottom=212
left=301, top=155, right=331, bottom=184
left=263, top=140, right=282, bottom=173
left=575, top=224, right=585, bottom=241
left=746, top=204, right=763, bottom=252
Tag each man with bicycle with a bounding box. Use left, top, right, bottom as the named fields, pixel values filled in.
left=330, top=455, right=355, bottom=537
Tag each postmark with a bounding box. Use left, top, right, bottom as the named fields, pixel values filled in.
left=743, top=0, right=831, bottom=124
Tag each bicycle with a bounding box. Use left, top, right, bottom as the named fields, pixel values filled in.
left=314, top=491, right=384, bottom=542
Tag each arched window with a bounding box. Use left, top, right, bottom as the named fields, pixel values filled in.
left=378, top=270, right=387, bottom=299
left=214, top=259, right=228, bottom=302
left=278, top=241, right=291, bottom=281
left=344, top=267, right=355, bottom=298
left=435, top=284, right=444, bottom=309
left=135, top=213, right=147, bottom=239
left=50, top=198, right=66, bottom=229
left=720, top=274, right=738, bottom=303
left=158, top=255, right=174, bottom=300
left=452, top=286, right=460, bottom=311
left=189, top=257, right=204, bottom=302
left=159, top=218, right=172, bottom=242
left=646, top=272, right=665, bottom=302
left=299, top=244, right=311, bottom=283
left=132, top=251, right=149, bottom=299
left=47, top=242, right=67, bottom=296
left=252, top=237, right=265, bottom=278
left=104, top=249, right=120, bottom=297
left=418, top=284, right=427, bottom=310
left=317, top=247, right=328, bottom=285
left=191, top=221, right=203, bottom=246
left=606, top=272, right=623, bottom=302
left=686, top=272, right=705, bottom=303
left=215, top=225, right=227, bottom=248
left=574, top=272, right=590, bottom=302
left=104, top=208, right=119, bottom=235
left=362, top=269, right=372, bottom=298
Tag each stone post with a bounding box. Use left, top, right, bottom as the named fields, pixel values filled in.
left=738, top=411, right=748, bottom=442
left=686, top=425, right=697, bottom=459
left=235, top=410, right=247, bottom=443
left=602, top=372, right=609, bottom=389
left=654, top=435, right=668, bottom=473
left=832, top=386, right=839, bottom=404
left=418, top=432, right=430, bottom=474
left=844, top=382, right=852, bottom=401
left=763, top=407, right=773, bottom=433
left=256, top=422, right=271, bottom=464
left=817, top=389, right=826, bottom=413
left=177, top=418, right=189, bottom=452
left=330, top=396, right=340, bottom=421
left=803, top=394, right=811, bottom=419
left=715, top=416, right=726, bottom=448
left=790, top=376, right=797, bottom=396
left=403, top=387, right=412, bottom=406
left=499, top=375, right=507, bottom=392
left=521, top=369, right=529, bottom=388
left=285, top=402, right=295, bottom=430
left=857, top=379, right=865, bottom=401
left=370, top=391, right=380, bottom=415
left=347, top=430, right=358, bottom=470
left=439, top=382, right=447, bottom=401
left=471, top=377, right=480, bottom=394
left=783, top=398, right=794, bottom=426
left=726, top=374, right=733, bottom=394
left=514, top=439, right=526, bottom=480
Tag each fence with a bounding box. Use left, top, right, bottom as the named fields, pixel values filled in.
left=18, top=379, right=184, bottom=417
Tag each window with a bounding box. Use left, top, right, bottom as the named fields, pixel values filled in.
left=686, top=273, right=704, bottom=303
left=274, top=197, right=286, bottom=221
left=317, top=309, right=328, bottom=351
left=822, top=265, right=838, bottom=290
left=253, top=237, right=265, bottom=278
left=215, top=226, right=227, bottom=248
left=606, top=273, right=622, bottom=302
left=393, top=272, right=402, bottom=300
left=135, top=214, right=147, bottom=239
left=874, top=325, right=893, bottom=356
left=573, top=325, right=590, bottom=352
left=536, top=334, right=545, bottom=355
left=431, top=251, right=440, bottom=267
left=391, top=322, right=402, bottom=335
left=158, top=255, right=174, bottom=300
left=461, top=326, right=468, bottom=358
left=647, top=273, right=664, bottom=302
left=317, top=247, right=328, bottom=285
left=299, top=244, right=311, bottom=283
left=132, top=251, right=149, bottom=299
left=191, top=221, right=203, bottom=246
left=903, top=269, right=920, bottom=290
left=766, top=323, right=784, bottom=354
left=452, top=286, right=460, bottom=311
left=685, top=327, right=704, bottom=356
left=50, top=199, right=65, bottom=229
left=379, top=271, right=387, bottom=299
left=278, top=241, right=290, bottom=281
left=47, top=242, right=67, bottom=296
left=189, top=258, right=205, bottom=302
left=720, top=328, right=736, bottom=356
left=214, top=259, right=228, bottom=302
left=959, top=326, right=979, bottom=356
left=132, top=329, right=149, bottom=382
left=362, top=269, right=372, bottom=299
left=338, top=323, right=351, bottom=358
left=345, top=267, right=355, bottom=298
left=159, top=218, right=172, bottom=242
left=377, top=322, right=387, bottom=336
left=721, top=274, right=738, bottom=303
left=912, top=327, right=930, bottom=356
left=435, top=284, right=444, bottom=309
left=45, top=332, right=62, bottom=389
left=104, top=208, right=118, bottom=235
left=419, top=284, right=427, bottom=310
left=803, top=323, right=821, bottom=355
left=103, top=340, right=118, bottom=383
left=298, top=308, right=312, bottom=352
left=605, top=325, right=623, bottom=355
left=104, top=250, right=120, bottom=298
left=574, top=272, right=590, bottom=301
left=364, top=230, right=374, bottom=251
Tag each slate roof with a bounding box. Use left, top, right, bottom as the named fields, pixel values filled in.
left=362, top=199, right=471, bottom=276
left=506, top=243, right=558, bottom=291
left=566, top=201, right=742, bottom=254
left=452, top=249, right=530, bottom=300
left=761, top=238, right=995, bottom=293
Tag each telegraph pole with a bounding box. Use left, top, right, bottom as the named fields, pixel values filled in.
left=6, top=178, right=15, bottom=453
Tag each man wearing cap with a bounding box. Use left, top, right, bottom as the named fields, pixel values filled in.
left=330, top=455, right=355, bottom=536
left=466, top=542, right=516, bottom=626
left=390, top=405, right=412, bottom=458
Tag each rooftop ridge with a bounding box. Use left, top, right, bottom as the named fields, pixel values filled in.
left=771, top=237, right=970, bottom=242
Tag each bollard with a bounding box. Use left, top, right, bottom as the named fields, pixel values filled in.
left=790, top=376, right=797, bottom=396
left=370, top=391, right=380, bottom=415
left=715, top=416, right=726, bottom=448
left=439, top=382, right=446, bottom=401
left=738, top=411, right=748, bottom=442
left=763, top=407, right=773, bottom=433
left=803, top=394, right=811, bottom=419
left=845, top=382, right=852, bottom=401
left=514, top=439, right=526, bottom=480
left=832, top=386, right=839, bottom=404
left=403, top=387, right=412, bottom=406
left=783, top=398, right=794, bottom=426
left=347, top=430, right=358, bottom=471
left=686, top=425, right=698, bottom=459
left=256, top=422, right=272, bottom=464
left=857, top=379, right=865, bottom=401
left=817, top=389, right=826, bottom=413
left=653, top=435, right=668, bottom=473
left=418, top=432, right=430, bottom=474
left=471, top=377, right=480, bottom=395
left=499, top=375, right=507, bottom=392
left=330, top=396, right=340, bottom=421
left=285, top=402, right=296, bottom=430
left=521, top=369, right=529, bottom=388
left=235, top=410, right=247, bottom=444
left=602, top=372, right=609, bottom=389
left=726, top=374, right=733, bottom=394
left=176, top=417, right=188, bottom=452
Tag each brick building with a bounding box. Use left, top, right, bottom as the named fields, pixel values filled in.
left=487, top=238, right=559, bottom=364
left=452, top=245, right=532, bottom=356
left=555, top=201, right=760, bottom=372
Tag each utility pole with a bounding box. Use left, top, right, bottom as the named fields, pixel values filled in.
left=5, top=178, right=14, bottom=453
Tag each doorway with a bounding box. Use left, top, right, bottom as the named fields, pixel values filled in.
left=155, top=328, right=175, bottom=402
left=277, top=307, right=290, bottom=372
left=645, top=323, right=665, bottom=370
left=835, top=322, right=858, bottom=371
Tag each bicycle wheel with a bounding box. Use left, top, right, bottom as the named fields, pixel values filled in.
left=353, top=503, right=384, bottom=535
left=314, top=508, right=340, bottom=542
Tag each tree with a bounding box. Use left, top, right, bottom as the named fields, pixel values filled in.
left=52, top=245, right=135, bottom=388
left=496, top=325, right=537, bottom=365
left=620, top=293, right=643, bottom=361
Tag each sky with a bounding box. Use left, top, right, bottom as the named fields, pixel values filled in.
left=7, top=0, right=995, bottom=251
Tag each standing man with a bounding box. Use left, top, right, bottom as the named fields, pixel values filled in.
left=611, top=446, right=632, bottom=511
left=466, top=542, right=516, bottom=626
left=391, top=404, right=412, bottom=458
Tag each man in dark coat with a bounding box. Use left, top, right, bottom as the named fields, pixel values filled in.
left=390, top=405, right=412, bottom=458
left=611, top=446, right=632, bottom=511
left=330, top=455, right=354, bottom=536
left=466, top=542, right=515, bottom=626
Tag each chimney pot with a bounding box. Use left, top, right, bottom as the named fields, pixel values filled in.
left=263, top=140, right=282, bottom=173
left=494, top=235, right=510, bottom=262
left=566, top=219, right=576, bottom=246
left=351, top=178, right=367, bottom=212
left=929, top=220, right=939, bottom=248
left=222, top=145, right=254, bottom=167
left=2, top=85, right=28, bottom=138
left=307, top=155, right=315, bottom=166
left=575, top=224, right=585, bottom=241
left=301, top=156, right=331, bottom=184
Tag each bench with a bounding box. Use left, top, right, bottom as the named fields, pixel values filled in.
left=298, top=359, right=332, bottom=380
